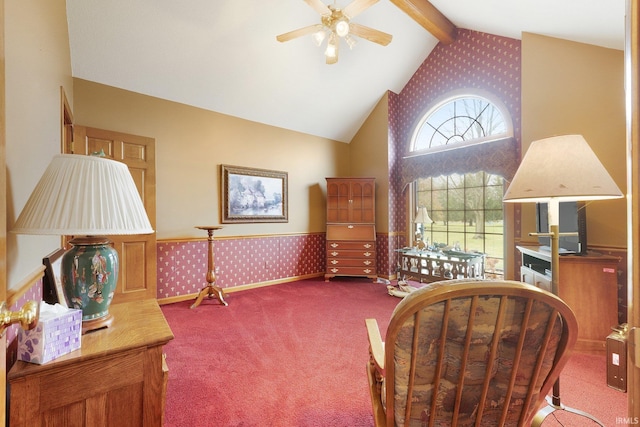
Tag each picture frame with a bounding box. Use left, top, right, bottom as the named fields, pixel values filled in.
left=42, top=248, right=68, bottom=307
left=221, top=164, right=288, bottom=223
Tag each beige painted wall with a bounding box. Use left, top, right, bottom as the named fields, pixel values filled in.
left=349, top=92, right=390, bottom=232
left=72, top=79, right=351, bottom=239
left=5, top=0, right=73, bottom=289
left=521, top=33, right=626, bottom=248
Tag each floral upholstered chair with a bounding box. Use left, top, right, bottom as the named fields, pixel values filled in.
left=365, top=279, right=577, bottom=427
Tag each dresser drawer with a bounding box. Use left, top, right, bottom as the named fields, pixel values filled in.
left=327, top=241, right=375, bottom=251
left=326, top=224, right=375, bottom=241
left=326, top=248, right=376, bottom=259
left=327, top=257, right=376, bottom=268
left=326, top=266, right=377, bottom=277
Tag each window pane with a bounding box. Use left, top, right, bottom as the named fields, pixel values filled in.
left=432, top=175, right=447, bottom=190
left=411, top=95, right=510, bottom=153
left=447, top=189, right=464, bottom=210
left=448, top=232, right=465, bottom=249
left=465, top=187, right=483, bottom=210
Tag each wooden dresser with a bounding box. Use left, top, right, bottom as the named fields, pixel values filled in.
left=8, top=299, right=174, bottom=426
left=518, top=245, right=619, bottom=352
left=325, top=177, right=377, bottom=281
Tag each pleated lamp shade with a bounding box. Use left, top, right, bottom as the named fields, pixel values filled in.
left=13, top=154, right=153, bottom=235
left=503, top=135, right=623, bottom=204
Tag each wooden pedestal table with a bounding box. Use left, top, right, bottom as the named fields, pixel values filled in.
left=191, top=226, right=228, bottom=308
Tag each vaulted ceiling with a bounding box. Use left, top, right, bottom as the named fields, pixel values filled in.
left=65, top=0, right=625, bottom=143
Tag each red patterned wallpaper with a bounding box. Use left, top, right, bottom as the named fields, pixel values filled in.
left=157, top=234, right=325, bottom=299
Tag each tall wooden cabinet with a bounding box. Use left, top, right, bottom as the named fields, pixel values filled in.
left=518, top=245, right=619, bottom=352
left=325, top=178, right=377, bottom=281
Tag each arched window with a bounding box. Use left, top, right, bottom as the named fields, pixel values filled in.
left=409, top=91, right=514, bottom=279
left=409, top=91, right=513, bottom=155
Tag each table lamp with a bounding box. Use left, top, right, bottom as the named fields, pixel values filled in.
left=413, top=206, right=433, bottom=249
left=503, top=134, right=623, bottom=426
left=12, top=154, right=154, bottom=333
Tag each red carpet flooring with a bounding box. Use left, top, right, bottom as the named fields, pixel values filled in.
left=161, top=278, right=626, bottom=426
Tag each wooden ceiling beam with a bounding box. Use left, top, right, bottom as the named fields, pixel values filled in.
left=390, top=0, right=457, bottom=44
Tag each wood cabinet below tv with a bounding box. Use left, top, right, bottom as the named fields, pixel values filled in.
left=517, top=245, right=619, bottom=352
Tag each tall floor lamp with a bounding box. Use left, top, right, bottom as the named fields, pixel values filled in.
left=12, top=154, right=154, bottom=333
left=503, top=134, right=623, bottom=426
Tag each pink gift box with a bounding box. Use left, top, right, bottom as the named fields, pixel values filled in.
left=17, top=303, right=82, bottom=364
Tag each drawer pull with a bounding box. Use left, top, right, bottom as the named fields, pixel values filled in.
left=330, top=243, right=339, bottom=248
left=348, top=225, right=354, bottom=229
left=364, top=244, right=372, bottom=249
left=364, top=269, right=372, bottom=274
left=331, top=260, right=339, bottom=265
left=364, top=252, right=372, bottom=257
left=330, top=268, right=339, bottom=273
left=331, top=251, right=339, bottom=256
left=363, top=260, right=372, bottom=265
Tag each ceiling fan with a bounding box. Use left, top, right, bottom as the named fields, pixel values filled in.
left=276, top=0, right=392, bottom=64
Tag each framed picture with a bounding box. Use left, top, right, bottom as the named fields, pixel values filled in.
left=221, top=164, right=288, bottom=223
left=43, top=248, right=68, bottom=307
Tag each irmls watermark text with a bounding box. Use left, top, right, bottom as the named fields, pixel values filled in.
left=617, top=416, right=640, bottom=425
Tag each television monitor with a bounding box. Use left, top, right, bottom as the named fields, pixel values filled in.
left=536, top=201, right=587, bottom=255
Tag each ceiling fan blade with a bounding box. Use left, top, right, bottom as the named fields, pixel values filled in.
left=276, top=24, right=323, bottom=43
left=342, top=0, right=379, bottom=19
left=349, top=23, right=392, bottom=46
left=305, top=0, right=331, bottom=16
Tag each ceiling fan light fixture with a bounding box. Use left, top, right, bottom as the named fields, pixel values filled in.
left=325, top=32, right=339, bottom=63
left=345, top=34, right=357, bottom=50
left=335, top=19, right=350, bottom=37
left=325, top=37, right=338, bottom=58
left=313, top=29, right=326, bottom=46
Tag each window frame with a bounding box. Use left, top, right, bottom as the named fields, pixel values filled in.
left=406, top=89, right=514, bottom=158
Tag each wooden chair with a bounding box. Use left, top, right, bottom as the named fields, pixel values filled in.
left=365, top=279, right=577, bottom=427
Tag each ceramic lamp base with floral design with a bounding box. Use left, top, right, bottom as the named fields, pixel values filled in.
left=61, top=236, right=118, bottom=334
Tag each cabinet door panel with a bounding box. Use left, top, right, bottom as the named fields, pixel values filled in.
left=42, top=401, right=84, bottom=427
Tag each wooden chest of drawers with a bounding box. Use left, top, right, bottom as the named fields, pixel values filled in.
left=325, top=223, right=376, bottom=280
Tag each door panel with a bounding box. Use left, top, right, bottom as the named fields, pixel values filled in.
left=70, top=126, right=157, bottom=304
